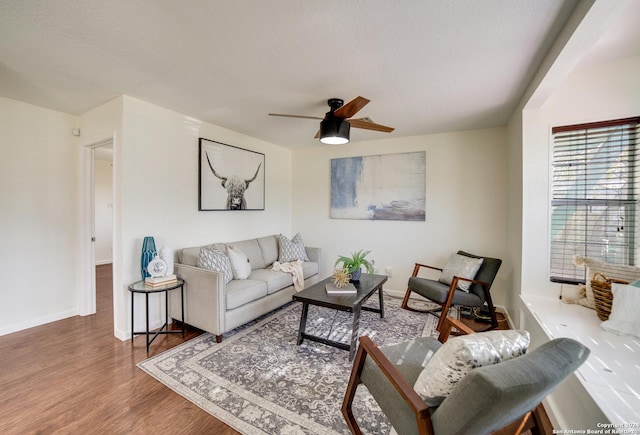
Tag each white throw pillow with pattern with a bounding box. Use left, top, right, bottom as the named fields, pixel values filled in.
left=197, top=246, right=233, bottom=284
left=279, top=233, right=310, bottom=262
left=414, top=329, right=530, bottom=407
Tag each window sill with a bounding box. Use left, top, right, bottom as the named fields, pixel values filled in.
left=520, top=294, right=640, bottom=427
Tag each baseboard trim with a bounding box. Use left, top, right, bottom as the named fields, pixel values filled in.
left=0, top=308, right=78, bottom=337
left=95, top=260, right=113, bottom=266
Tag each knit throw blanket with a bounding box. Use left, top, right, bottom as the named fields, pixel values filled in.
left=272, top=259, right=305, bottom=291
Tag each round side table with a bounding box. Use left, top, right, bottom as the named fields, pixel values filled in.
left=128, top=278, right=185, bottom=353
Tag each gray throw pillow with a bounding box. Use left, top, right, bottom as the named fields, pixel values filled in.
left=197, top=246, right=233, bottom=284
left=279, top=233, right=310, bottom=262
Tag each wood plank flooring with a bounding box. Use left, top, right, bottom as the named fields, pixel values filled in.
left=0, top=264, right=238, bottom=434
left=0, top=266, right=539, bottom=434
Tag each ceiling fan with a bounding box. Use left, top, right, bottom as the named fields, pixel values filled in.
left=269, top=96, right=394, bottom=144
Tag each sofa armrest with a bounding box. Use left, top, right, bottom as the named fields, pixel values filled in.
left=305, top=246, right=321, bottom=264
left=168, top=263, right=225, bottom=337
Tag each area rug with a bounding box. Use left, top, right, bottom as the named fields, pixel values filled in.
left=138, top=295, right=452, bottom=434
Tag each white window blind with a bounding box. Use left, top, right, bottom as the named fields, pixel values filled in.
left=550, top=117, right=640, bottom=284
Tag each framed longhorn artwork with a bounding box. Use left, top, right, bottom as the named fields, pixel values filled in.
left=198, top=138, right=265, bottom=211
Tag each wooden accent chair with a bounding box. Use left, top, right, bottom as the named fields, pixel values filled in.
left=342, top=317, right=590, bottom=435
left=401, top=251, right=502, bottom=332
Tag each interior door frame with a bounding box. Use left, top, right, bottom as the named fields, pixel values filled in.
left=80, top=137, right=114, bottom=317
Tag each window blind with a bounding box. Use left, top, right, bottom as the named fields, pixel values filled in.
left=550, top=117, right=640, bottom=284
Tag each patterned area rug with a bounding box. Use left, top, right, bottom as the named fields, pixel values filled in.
left=138, top=295, right=451, bottom=434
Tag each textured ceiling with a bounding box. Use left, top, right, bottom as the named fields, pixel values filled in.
left=1, top=0, right=638, bottom=149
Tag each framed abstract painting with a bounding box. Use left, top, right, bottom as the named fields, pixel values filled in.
left=331, top=151, right=425, bottom=221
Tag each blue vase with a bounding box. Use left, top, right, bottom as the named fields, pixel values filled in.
left=350, top=268, right=362, bottom=282
left=140, top=236, right=157, bottom=280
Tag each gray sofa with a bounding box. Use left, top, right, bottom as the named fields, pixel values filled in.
left=168, top=234, right=320, bottom=342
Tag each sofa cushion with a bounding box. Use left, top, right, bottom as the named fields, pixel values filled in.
left=227, top=245, right=252, bottom=280
left=257, top=235, right=279, bottom=266
left=197, top=246, right=233, bottom=284
left=301, top=261, right=319, bottom=279
left=229, top=239, right=266, bottom=270
left=249, top=268, right=293, bottom=295
left=225, top=279, right=268, bottom=310
left=178, top=246, right=201, bottom=266
left=279, top=233, right=310, bottom=262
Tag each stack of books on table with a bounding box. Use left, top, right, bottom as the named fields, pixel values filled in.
left=325, top=282, right=357, bottom=295
left=144, top=274, right=177, bottom=287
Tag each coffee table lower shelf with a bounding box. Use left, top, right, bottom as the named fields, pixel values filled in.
left=293, top=274, right=388, bottom=361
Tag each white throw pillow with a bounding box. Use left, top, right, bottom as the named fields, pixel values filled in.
left=572, top=256, right=640, bottom=309
left=601, top=283, right=640, bottom=338
left=279, top=233, right=310, bottom=262
left=227, top=245, right=252, bottom=280
left=414, top=330, right=530, bottom=407
left=197, top=246, right=233, bottom=284
left=438, top=254, right=484, bottom=292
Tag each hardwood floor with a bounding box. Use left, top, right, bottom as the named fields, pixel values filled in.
left=0, top=264, right=238, bottom=434
left=0, top=267, right=542, bottom=434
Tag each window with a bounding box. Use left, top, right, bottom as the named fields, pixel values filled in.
left=550, top=117, right=640, bottom=284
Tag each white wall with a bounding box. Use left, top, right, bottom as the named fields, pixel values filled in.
left=521, top=55, right=640, bottom=299
left=292, top=128, right=510, bottom=305
left=117, top=96, right=293, bottom=339
left=1, top=94, right=294, bottom=338
left=0, top=96, right=81, bottom=335
left=94, top=158, right=113, bottom=264
left=505, top=108, right=524, bottom=320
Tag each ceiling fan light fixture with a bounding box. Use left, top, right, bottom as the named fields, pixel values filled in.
left=319, top=117, right=350, bottom=145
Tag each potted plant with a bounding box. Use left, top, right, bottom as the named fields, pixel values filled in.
left=335, top=249, right=375, bottom=281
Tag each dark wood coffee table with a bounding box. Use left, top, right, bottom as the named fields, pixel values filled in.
left=292, top=274, right=387, bottom=360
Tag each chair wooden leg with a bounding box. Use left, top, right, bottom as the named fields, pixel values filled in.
left=342, top=342, right=367, bottom=435
left=436, top=281, right=458, bottom=331
left=401, top=263, right=423, bottom=310
left=492, top=411, right=535, bottom=435
left=480, top=283, right=499, bottom=331
left=401, top=287, right=412, bottom=309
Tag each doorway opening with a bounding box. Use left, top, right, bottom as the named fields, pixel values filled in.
left=93, top=145, right=114, bottom=322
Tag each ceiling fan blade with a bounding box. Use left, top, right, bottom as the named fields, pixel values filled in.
left=334, top=96, right=370, bottom=119
left=348, top=118, right=395, bottom=133
left=268, top=113, right=323, bottom=120
left=314, top=129, right=320, bottom=139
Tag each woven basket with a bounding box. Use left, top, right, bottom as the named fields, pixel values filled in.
left=590, top=272, right=628, bottom=321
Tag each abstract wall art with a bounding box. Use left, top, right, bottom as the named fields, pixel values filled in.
left=330, top=151, right=425, bottom=221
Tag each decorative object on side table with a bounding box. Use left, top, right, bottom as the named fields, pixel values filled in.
left=159, top=244, right=174, bottom=275
left=145, top=255, right=177, bottom=287
left=140, top=236, right=157, bottom=280
left=334, top=249, right=375, bottom=282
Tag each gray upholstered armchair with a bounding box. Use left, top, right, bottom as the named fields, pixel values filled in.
left=402, top=251, right=502, bottom=331
left=342, top=317, right=590, bottom=435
